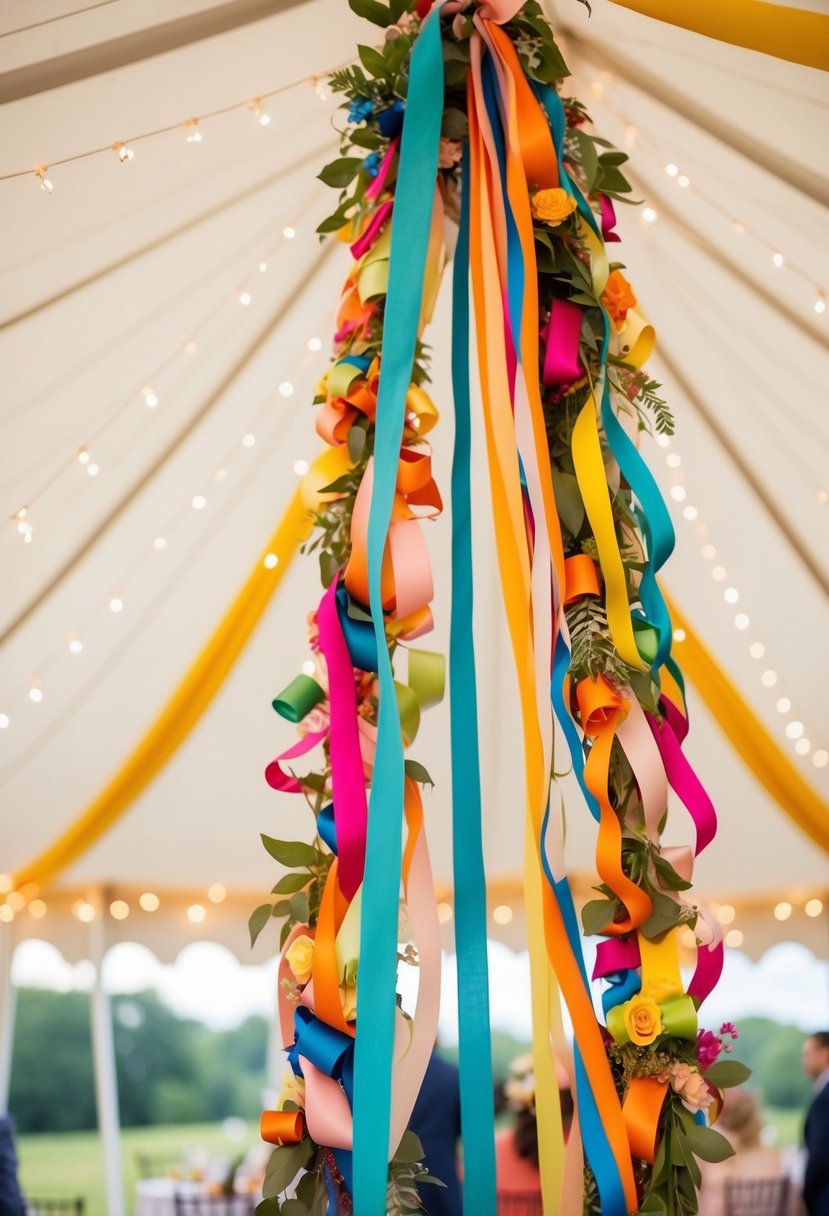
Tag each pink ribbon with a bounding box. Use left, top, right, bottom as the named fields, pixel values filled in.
left=688, top=941, right=724, bottom=1006
left=265, top=729, right=328, bottom=792
left=593, top=936, right=640, bottom=980
left=599, top=194, right=621, bottom=244
left=317, top=581, right=368, bottom=901
left=646, top=711, right=717, bottom=854
left=350, top=199, right=393, bottom=260
left=364, top=139, right=399, bottom=203
left=542, top=297, right=583, bottom=386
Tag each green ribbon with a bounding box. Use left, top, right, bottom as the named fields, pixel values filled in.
left=272, top=675, right=325, bottom=723
left=607, top=992, right=698, bottom=1045
left=395, top=681, right=421, bottom=747
left=327, top=358, right=369, bottom=399
left=357, top=223, right=391, bottom=301
left=406, top=648, right=445, bottom=711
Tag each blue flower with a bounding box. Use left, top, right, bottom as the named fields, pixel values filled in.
left=377, top=100, right=405, bottom=139
left=348, top=97, right=374, bottom=124
left=363, top=151, right=382, bottom=178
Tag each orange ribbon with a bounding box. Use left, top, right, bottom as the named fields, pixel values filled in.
left=260, top=1109, right=305, bottom=1145
left=622, top=1077, right=668, bottom=1164
left=564, top=555, right=601, bottom=603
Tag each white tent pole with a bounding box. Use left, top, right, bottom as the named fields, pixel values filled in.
left=264, top=956, right=282, bottom=1109
left=89, top=895, right=125, bottom=1216
left=0, top=921, right=17, bottom=1113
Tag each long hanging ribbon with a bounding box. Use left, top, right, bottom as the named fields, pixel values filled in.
left=352, top=10, right=445, bottom=1215
left=449, top=144, right=497, bottom=1215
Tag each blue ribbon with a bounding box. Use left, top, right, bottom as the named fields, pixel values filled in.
left=449, top=144, right=497, bottom=1215
left=336, top=584, right=378, bottom=673
left=353, top=11, right=445, bottom=1214
left=317, top=804, right=337, bottom=856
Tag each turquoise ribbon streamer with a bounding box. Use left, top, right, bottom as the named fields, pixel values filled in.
left=353, top=10, right=445, bottom=1214
left=449, top=145, right=497, bottom=1214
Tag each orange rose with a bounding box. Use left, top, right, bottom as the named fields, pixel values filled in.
left=602, top=270, right=637, bottom=331
left=531, top=187, right=578, bottom=227
left=623, top=995, right=663, bottom=1046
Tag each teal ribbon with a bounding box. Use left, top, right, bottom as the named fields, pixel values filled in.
left=352, top=10, right=445, bottom=1215
left=449, top=145, right=497, bottom=1215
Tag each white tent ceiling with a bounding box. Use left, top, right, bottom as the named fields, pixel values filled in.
left=1, top=0, right=827, bottom=963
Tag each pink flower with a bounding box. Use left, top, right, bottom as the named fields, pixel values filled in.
left=298, top=703, right=330, bottom=737
left=680, top=1071, right=714, bottom=1113
left=670, top=1063, right=692, bottom=1092
left=720, top=1022, right=739, bottom=1039
left=696, top=1030, right=723, bottom=1071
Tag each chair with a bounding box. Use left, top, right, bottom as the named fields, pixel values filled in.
left=135, top=1151, right=184, bottom=1179
left=173, top=1196, right=258, bottom=1216
left=724, top=1176, right=790, bottom=1216
left=23, top=1201, right=85, bottom=1215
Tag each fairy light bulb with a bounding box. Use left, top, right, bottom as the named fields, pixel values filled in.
left=238, top=291, right=252, bottom=306
left=86, top=463, right=99, bottom=477
left=263, top=553, right=278, bottom=569
left=0, top=714, right=9, bottom=729
left=142, top=386, right=158, bottom=409
left=642, top=207, right=658, bottom=224
left=278, top=381, right=294, bottom=398
left=185, top=120, right=203, bottom=143
left=35, top=166, right=54, bottom=193
left=677, top=174, right=690, bottom=188
left=258, top=261, right=268, bottom=274
left=772, top=251, right=784, bottom=269
left=114, top=141, right=134, bottom=163
left=293, top=459, right=309, bottom=476
left=242, top=433, right=256, bottom=448
left=249, top=98, right=271, bottom=126
left=282, top=226, right=296, bottom=240
left=77, top=447, right=90, bottom=465
left=153, top=536, right=167, bottom=551
left=813, top=749, right=828, bottom=769
left=307, top=337, right=322, bottom=352
left=109, top=596, right=124, bottom=613
left=28, top=686, right=43, bottom=703
left=69, top=638, right=83, bottom=655
left=665, top=163, right=678, bottom=177
left=733, top=219, right=745, bottom=234
left=816, top=294, right=827, bottom=315
left=13, top=507, right=33, bottom=544
left=191, top=495, right=206, bottom=510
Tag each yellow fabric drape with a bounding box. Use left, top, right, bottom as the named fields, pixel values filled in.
left=13, top=489, right=313, bottom=893
left=609, top=0, right=829, bottom=71
left=666, top=593, right=829, bottom=855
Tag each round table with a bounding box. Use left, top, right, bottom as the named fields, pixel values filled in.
left=135, top=1178, right=258, bottom=1216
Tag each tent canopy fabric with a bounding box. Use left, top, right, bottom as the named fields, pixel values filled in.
left=1, top=0, right=828, bottom=962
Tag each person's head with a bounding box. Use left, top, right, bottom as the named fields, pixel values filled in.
left=802, top=1031, right=829, bottom=1081
left=717, top=1087, right=764, bottom=1150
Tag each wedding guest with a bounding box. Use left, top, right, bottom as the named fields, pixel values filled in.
left=409, top=1049, right=462, bottom=1216
left=0, top=1114, right=25, bottom=1216
left=698, top=1087, right=792, bottom=1216
left=802, top=1030, right=829, bottom=1216
left=495, top=1054, right=574, bottom=1216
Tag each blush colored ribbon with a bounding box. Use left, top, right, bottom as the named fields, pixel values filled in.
left=542, top=297, right=583, bottom=386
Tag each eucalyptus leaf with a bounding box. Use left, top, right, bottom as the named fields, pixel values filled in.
left=280, top=1201, right=309, bottom=1216
left=703, top=1060, right=751, bottom=1089
left=404, top=759, right=435, bottom=787
left=318, top=157, right=363, bottom=189
left=358, top=44, right=388, bottom=77
left=550, top=469, right=585, bottom=537
left=249, top=903, right=273, bottom=948
left=262, top=1140, right=314, bottom=1199
left=261, top=836, right=321, bottom=867
left=254, top=1200, right=280, bottom=1216
left=639, top=1192, right=667, bottom=1213
left=394, top=1130, right=425, bottom=1164
left=290, top=890, right=311, bottom=923
left=350, top=128, right=382, bottom=149
left=271, top=872, right=310, bottom=895
left=685, top=1123, right=735, bottom=1164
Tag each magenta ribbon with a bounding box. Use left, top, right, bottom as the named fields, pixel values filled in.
left=364, top=138, right=399, bottom=202
left=646, top=710, right=717, bottom=854
left=599, top=194, right=621, bottom=244
left=593, top=936, right=640, bottom=980
left=689, top=941, right=724, bottom=1006
left=350, top=200, right=393, bottom=260
left=317, top=580, right=368, bottom=900
left=265, top=729, right=329, bottom=792
left=541, top=296, right=583, bottom=386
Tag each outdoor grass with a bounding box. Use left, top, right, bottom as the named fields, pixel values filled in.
left=17, top=1109, right=804, bottom=1216
left=17, top=1120, right=260, bottom=1216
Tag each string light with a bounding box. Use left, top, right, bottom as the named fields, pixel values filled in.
left=669, top=485, right=686, bottom=502
left=732, top=219, right=745, bottom=235
left=263, top=553, right=279, bottom=569
left=749, top=642, right=765, bottom=659
left=153, top=536, right=167, bottom=551
left=238, top=290, right=252, bottom=307
left=77, top=448, right=90, bottom=466
left=777, top=698, right=791, bottom=714
left=191, top=495, right=207, bottom=510
left=771, top=251, right=784, bottom=269
left=785, top=721, right=804, bottom=740
left=760, top=670, right=778, bottom=688
left=282, top=226, right=296, bottom=240
left=734, top=613, right=750, bottom=630
left=0, top=715, right=9, bottom=729
left=493, top=904, right=513, bottom=924
left=142, top=386, right=159, bottom=409
left=666, top=452, right=681, bottom=468
left=187, top=904, right=206, bottom=924
left=68, top=639, right=84, bottom=655
left=248, top=98, right=272, bottom=126
left=28, top=687, right=43, bottom=704
left=806, top=899, right=824, bottom=917
left=813, top=749, right=828, bottom=769
left=677, top=174, right=690, bottom=188
left=0, top=907, right=14, bottom=923
left=307, top=338, right=322, bottom=352
left=437, top=902, right=453, bottom=924
left=109, top=597, right=124, bottom=613
left=665, top=163, right=678, bottom=177
left=185, top=119, right=203, bottom=143
left=73, top=900, right=96, bottom=922
left=293, top=459, right=309, bottom=476
left=725, top=929, right=743, bottom=949
left=279, top=382, right=294, bottom=398
left=773, top=901, right=792, bottom=921
left=642, top=206, right=658, bottom=224
left=816, top=294, right=827, bottom=315
left=302, top=660, right=316, bottom=676
left=242, top=433, right=256, bottom=448
left=110, top=900, right=130, bottom=920
left=672, top=628, right=686, bottom=643
left=795, top=738, right=811, bottom=756
left=208, top=883, right=226, bottom=903
left=113, top=141, right=134, bottom=163
left=12, top=507, right=33, bottom=544
left=86, top=462, right=99, bottom=477
left=28, top=899, right=47, bottom=919
left=34, top=166, right=54, bottom=193
left=711, top=566, right=726, bottom=582
left=701, top=544, right=716, bottom=560
left=183, top=339, right=198, bottom=354
left=724, top=587, right=739, bottom=604
left=139, top=892, right=160, bottom=911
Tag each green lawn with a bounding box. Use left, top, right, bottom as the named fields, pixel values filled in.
left=17, top=1121, right=260, bottom=1216
left=16, top=1109, right=803, bottom=1216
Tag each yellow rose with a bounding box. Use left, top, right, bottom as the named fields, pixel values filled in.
left=623, top=995, right=663, bottom=1046
left=278, top=1068, right=305, bottom=1110
left=340, top=982, right=357, bottom=1022
left=285, top=934, right=315, bottom=986
left=530, top=187, right=578, bottom=227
